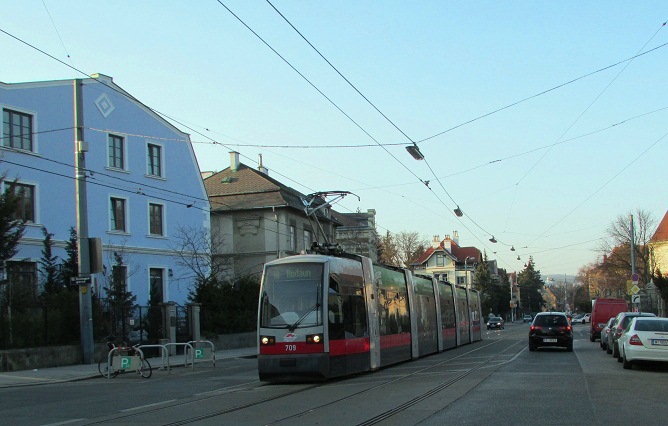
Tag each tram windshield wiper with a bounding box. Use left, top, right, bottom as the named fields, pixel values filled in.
left=288, top=303, right=320, bottom=332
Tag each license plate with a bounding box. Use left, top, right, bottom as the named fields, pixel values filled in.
left=543, top=338, right=557, bottom=343
left=651, top=339, right=668, bottom=346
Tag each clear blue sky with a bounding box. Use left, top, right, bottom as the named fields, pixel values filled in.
left=2, top=1, right=667, bottom=277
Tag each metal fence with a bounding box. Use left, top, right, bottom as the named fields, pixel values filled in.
left=0, top=298, right=192, bottom=350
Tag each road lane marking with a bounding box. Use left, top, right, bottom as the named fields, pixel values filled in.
left=121, top=399, right=176, bottom=412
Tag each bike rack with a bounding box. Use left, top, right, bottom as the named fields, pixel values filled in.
left=161, top=342, right=196, bottom=371
left=186, top=340, right=216, bottom=367
left=106, top=346, right=146, bottom=379
left=135, top=344, right=170, bottom=373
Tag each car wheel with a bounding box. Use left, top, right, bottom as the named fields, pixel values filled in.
left=529, top=344, right=536, bottom=352
left=622, top=349, right=632, bottom=370
left=567, top=344, right=573, bottom=352
left=589, top=335, right=595, bottom=342
left=612, top=343, right=619, bottom=358
left=606, top=345, right=612, bottom=354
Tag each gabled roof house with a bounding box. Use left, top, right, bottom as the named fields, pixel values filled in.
left=204, top=152, right=340, bottom=280
left=412, top=232, right=482, bottom=288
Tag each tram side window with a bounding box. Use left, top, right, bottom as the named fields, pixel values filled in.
left=343, top=291, right=368, bottom=338
left=328, top=276, right=345, bottom=340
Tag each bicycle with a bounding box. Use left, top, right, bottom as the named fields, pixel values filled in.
left=98, top=340, right=152, bottom=379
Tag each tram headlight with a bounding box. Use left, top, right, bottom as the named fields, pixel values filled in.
left=260, top=335, right=275, bottom=346
left=306, top=333, right=323, bottom=344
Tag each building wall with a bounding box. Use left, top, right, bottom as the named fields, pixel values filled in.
left=210, top=207, right=332, bottom=280
left=1, top=76, right=209, bottom=305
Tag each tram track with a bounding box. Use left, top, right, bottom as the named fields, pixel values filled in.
left=79, top=336, right=523, bottom=425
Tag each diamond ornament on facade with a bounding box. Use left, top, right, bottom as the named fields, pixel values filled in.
left=95, top=93, right=115, bottom=118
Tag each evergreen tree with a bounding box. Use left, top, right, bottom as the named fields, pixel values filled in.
left=59, top=227, right=78, bottom=287
left=517, top=256, right=546, bottom=313
left=0, top=174, right=27, bottom=264
left=39, top=227, right=60, bottom=295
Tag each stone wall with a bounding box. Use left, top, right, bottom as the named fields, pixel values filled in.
left=0, top=334, right=256, bottom=372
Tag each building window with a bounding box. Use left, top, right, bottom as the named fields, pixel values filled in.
left=149, top=268, right=164, bottom=304
left=2, top=108, right=33, bottom=151
left=147, top=143, right=162, bottom=177
left=303, top=229, right=313, bottom=251
left=7, top=261, right=38, bottom=303
left=8, top=182, right=35, bottom=223
left=149, top=203, right=164, bottom=236
left=456, top=276, right=466, bottom=286
left=108, top=134, right=125, bottom=169
left=436, top=254, right=444, bottom=267
left=110, top=197, right=126, bottom=232
left=289, top=223, right=296, bottom=251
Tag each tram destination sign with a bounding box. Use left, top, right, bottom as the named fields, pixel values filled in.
left=270, top=263, right=322, bottom=281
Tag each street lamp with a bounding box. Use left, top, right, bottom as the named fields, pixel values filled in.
left=405, top=143, right=424, bottom=160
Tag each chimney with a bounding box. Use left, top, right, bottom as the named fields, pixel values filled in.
left=452, top=230, right=459, bottom=245
left=229, top=151, right=239, bottom=171
left=258, top=154, right=269, bottom=175
left=432, top=235, right=441, bottom=249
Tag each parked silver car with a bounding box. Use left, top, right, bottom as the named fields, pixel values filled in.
left=607, top=312, right=656, bottom=358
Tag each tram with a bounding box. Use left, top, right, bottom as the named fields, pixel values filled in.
left=257, top=253, right=483, bottom=382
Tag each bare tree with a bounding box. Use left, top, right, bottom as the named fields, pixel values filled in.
left=168, top=224, right=232, bottom=286
left=599, top=209, right=657, bottom=287
left=377, top=230, right=399, bottom=266
left=394, top=231, right=428, bottom=269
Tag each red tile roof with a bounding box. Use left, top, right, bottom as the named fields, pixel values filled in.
left=412, top=238, right=481, bottom=265
left=651, top=210, right=668, bottom=242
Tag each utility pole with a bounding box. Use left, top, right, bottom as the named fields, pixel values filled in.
left=629, top=214, right=637, bottom=277
left=74, top=79, right=94, bottom=364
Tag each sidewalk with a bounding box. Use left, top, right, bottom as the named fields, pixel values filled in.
left=0, top=346, right=257, bottom=389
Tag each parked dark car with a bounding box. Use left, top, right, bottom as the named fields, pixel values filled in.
left=529, top=312, right=573, bottom=352
left=607, top=312, right=656, bottom=358
left=487, top=316, right=504, bottom=330
left=600, top=317, right=616, bottom=351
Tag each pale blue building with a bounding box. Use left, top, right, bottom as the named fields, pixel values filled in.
left=0, top=74, right=209, bottom=305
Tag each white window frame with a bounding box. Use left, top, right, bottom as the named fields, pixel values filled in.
left=107, top=133, right=127, bottom=170
left=1, top=105, right=38, bottom=153
left=109, top=195, right=130, bottom=233
left=148, top=201, right=166, bottom=237
left=2, top=179, right=39, bottom=224
left=303, top=228, right=313, bottom=251
left=146, top=141, right=165, bottom=178
left=148, top=266, right=167, bottom=304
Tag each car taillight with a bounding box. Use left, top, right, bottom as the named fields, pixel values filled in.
left=615, top=327, right=623, bottom=337
left=629, top=334, right=643, bottom=346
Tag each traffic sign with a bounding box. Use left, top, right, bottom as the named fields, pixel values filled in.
left=631, top=284, right=640, bottom=295
left=631, top=273, right=639, bottom=282
left=70, top=276, right=91, bottom=286
left=631, top=294, right=640, bottom=304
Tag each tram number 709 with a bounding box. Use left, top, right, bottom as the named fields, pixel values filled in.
left=285, top=344, right=297, bottom=352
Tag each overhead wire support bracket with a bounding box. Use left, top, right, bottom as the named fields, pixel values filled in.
left=303, top=191, right=359, bottom=254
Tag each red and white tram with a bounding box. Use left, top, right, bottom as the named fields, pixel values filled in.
left=257, top=253, right=483, bottom=382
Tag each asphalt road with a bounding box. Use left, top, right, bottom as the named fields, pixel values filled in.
left=1, top=322, right=667, bottom=425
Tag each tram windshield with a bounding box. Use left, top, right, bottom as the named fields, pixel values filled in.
left=260, top=263, right=324, bottom=329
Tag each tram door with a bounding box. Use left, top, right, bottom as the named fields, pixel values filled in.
left=455, top=286, right=471, bottom=345
left=439, top=282, right=457, bottom=350
left=328, top=258, right=370, bottom=376
left=413, top=275, right=438, bottom=357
